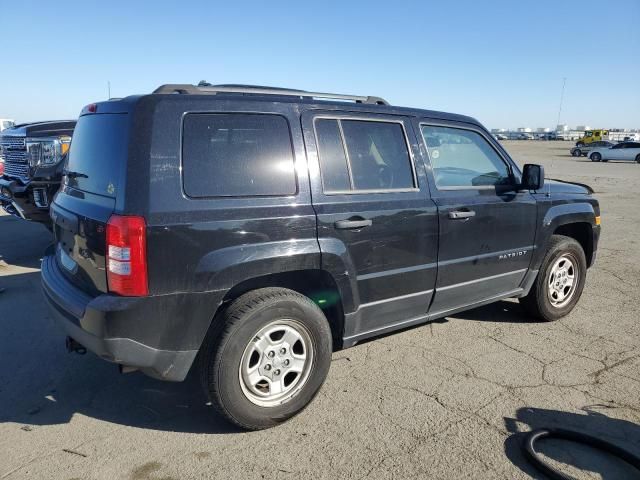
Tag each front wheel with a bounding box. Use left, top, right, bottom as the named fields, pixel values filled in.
left=590, top=152, right=602, bottom=162
left=636, top=154, right=640, bottom=164
left=199, top=288, right=332, bottom=430
left=520, top=235, right=587, bottom=321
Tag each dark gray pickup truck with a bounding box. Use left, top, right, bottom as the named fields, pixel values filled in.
left=0, top=120, right=76, bottom=224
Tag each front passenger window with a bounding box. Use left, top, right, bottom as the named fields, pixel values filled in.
left=421, top=125, right=512, bottom=189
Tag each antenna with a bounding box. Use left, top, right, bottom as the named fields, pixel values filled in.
left=108, top=81, right=111, bottom=99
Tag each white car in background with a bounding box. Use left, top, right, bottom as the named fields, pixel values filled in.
left=589, top=142, right=640, bottom=163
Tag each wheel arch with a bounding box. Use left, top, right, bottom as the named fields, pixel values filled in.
left=538, top=203, right=598, bottom=268
left=553, top=222, right=594, bottom=267
left=219, top=270, right=346, bottom=350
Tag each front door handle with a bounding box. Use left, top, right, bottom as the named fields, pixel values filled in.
left=334, top=217, right=373, bottom=230
left=448, top=210, right=476, bottom=220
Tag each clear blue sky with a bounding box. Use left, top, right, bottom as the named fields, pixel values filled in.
left=1, top=0, right=638, bottom=129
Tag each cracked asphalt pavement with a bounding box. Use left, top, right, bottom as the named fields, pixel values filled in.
left=1, top=141, right=639, bottom=479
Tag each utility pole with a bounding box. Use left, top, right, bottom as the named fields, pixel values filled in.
left=556, top=77, right=566, bottom=130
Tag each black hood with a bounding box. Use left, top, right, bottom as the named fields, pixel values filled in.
left=544, top=178, right=593, bottom=195
left=1, top=120, right=76, bottom=138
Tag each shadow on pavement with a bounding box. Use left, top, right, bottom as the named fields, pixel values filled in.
left=0, top=214, right=51, bottom=270
left=451, top=299, right=536, bottom=324
left=0, top=267, right=237, bottom=434
left=504, top=407, right=640, bottom=479
left=0, top=215, right=237, bottom=435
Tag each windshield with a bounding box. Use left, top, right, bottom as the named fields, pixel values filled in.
left=64, top=114, right=129, bottom=198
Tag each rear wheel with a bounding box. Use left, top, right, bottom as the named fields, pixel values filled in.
left=572, top=149, right=581, bottom=157
left=199, top=288, right=332, bottom=430
left=520, top=235, right=587, bottom=322
left=590, top=152, right=602, bottom=162
left=636, top=154, right=640, bottom=164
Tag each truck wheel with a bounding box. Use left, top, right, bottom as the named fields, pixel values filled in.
left=520, top=235, right=587, bottom=322
left=576, top=141, right=584, bottom=147
left=199, top=287, right=332, bottom=430
left=590, top=152, right=601, bottom=162
left=572, top=149, right=581, bottom=157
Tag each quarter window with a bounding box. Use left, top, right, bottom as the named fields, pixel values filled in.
left=314, top=118, right=415, bottom=193
left=182, top=113, right=296, bottom=197
left=421, top=125, right=512, bottom=189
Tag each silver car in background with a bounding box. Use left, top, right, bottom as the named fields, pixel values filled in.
left=570, top=141, right=614, bottom=157
left=589, top=142, right=640, bottom=163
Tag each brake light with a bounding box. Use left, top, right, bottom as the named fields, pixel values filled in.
left=106, top=215, right=148, bottom=296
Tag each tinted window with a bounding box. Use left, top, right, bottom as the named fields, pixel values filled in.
left=315, top=119, right=351, bottom=192
left=65, top=113, right=129, bottom=198
left=421, top=125, right=511, bottom=189
left=182, top=114, right=296, bottom=197
left=341, top=120, right=414, bottom=190
left=314, top=118, right=415, bottom=192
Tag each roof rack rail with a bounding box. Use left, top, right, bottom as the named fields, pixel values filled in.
left=152, top=84, right=389, bottom=105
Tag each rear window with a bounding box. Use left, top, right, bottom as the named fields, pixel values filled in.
left=182, top=113, right=296, bottom=198
left=65, top=114, right=129, bottom=198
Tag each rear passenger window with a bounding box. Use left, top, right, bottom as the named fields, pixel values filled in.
left=314, top=118, right=415, bottom=193
left=182, top=113, right=296, bottom=197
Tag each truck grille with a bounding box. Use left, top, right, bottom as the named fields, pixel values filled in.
left=0, top=136, right=29, bottom=182
left=3, top=162, right=29, bottom=178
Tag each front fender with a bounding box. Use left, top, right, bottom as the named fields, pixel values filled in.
left=531, top=201, right=598, bottom=268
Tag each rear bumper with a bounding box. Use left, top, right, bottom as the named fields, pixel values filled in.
left=41, top=254, right=200, bottom=381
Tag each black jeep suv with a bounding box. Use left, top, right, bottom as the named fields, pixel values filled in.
left=0, top=120, right=76, bottom=224
left=42, top=84, right=600, bottom=429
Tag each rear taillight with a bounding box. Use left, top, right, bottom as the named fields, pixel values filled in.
left=0, top=161, right=4, bottom=176
left=106, top=215, right=148, bottom=296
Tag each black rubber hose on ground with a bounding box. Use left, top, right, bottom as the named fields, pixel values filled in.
left=523, top=428, right=640, bottom=480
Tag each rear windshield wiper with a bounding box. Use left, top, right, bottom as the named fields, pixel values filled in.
left=63, top=170, right=88, bottom=179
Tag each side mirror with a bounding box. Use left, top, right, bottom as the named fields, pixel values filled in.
left=521, top=164, right=544, bottom=190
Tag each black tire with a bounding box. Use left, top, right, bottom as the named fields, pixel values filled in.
left=520, top=235, right=587, bottom=322
left=590, top=152, right=601, bottom=162
left=198, top=287, right=332, bottom=430
left=572, top=149, right=581, bottom=157
left=636, top=154, right=640, bottom=164
left=576, top=141, right=584, bottom=147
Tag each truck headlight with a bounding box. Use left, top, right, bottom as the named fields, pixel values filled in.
left=26, top=136, right=71, bottom=167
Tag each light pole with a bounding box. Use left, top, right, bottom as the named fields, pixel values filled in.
left=556, top=77, right=566, bottom=132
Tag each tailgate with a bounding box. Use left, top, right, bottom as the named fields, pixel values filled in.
left=50, top=112, right=129, bottom=295
left=52, top=194, right=115, bottom=294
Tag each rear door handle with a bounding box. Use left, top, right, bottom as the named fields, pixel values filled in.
left=334, top=218, right=373, bottom=230
left=448, top=210, right=476, bottom=220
